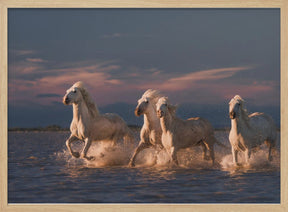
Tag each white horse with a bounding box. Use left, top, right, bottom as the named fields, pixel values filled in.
left=228, top=95, right=277, bottom=166
left=63, top=81, right=134, bottom=160
left=128, top=89, right=164, bottom=167
left=156, top=97, right=219, bottom=165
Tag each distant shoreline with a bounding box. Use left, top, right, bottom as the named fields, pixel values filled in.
left=8, top=125, right=142, bottom=132
left=8, top=124, right=280, bottom=132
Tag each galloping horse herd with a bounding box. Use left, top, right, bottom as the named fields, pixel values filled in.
left=62, top=81, right=277, bottom=167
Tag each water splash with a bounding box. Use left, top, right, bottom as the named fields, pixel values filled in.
left=220, top=145, right=280, bottom=173
left=54, top=131, right=280, bottom=171
left=84, top=141, right=133, bottom=167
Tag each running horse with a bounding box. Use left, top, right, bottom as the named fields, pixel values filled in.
left=229, top=95, right=277, bottom=166
left=63, top=81, right=134, bottom=160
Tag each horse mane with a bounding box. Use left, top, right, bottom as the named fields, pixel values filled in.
left=73, top=81, right=99, bottom=117
left=233, top=95, right=249, bottom=122
left=161, top=96, right=178, bottom=116
left=142, top=89, right=162, bottom=103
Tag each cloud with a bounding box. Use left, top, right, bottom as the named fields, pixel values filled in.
left=220, top=81, right=279, bottom=105
left=147, top=68, right=163, bottom=76
left=8, top=59, right=125, bottom=106
left=134, top=66, right=250, bottom=91
left=39, top=71, right=123, bottom=88
left=9, top=60, right=44, bottom=75
left=10, top=58, right=120, bottom=79
left=170, top=66, right=251, bottom=82
left=101, top=33, right=153, bottom=39
left=10, top=49, right=36, bottom=56
left=157, top=66, right=253, bottom=91
left=36, top=93, right=62, bottom=98
left=130, top=65, right=279, bottom=105
left=26, top=58, right=48, bottom=63
left=102, top=33, right=128, bottom=38
left=8, top=57, right=278, bottom=107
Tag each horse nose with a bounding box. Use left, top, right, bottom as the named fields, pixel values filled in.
left=229, top=111, right=236, bottom=119
left=157, top=110, right=163, bottom=118
left=63, top=96, right=69, bottom=105
left=134, top=107, right=141, bottom=117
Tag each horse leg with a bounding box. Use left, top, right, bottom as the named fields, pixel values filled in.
left=244, top=148, right=251, bottom=164
left=81, top=138, right=94, bottom=160
left=66, top=135, right=80, bottom=158
left=209, top=145, right=215, bottom=166
left=204, top=140, right=215, bottom=166
left=155, top=144, right=164, bottom=155
left=266, top=139, right=275, bottom=161
left=170, top=147, right=179, bottom=166
left=268, top=144, right=273, bottom=161
left=203, top=140, right=215, bottom=165
left=232, top=147, right=239, bottom=166
left=200, top=142, right=209, bottom=160
left=128, top=141, right=151, bottom=167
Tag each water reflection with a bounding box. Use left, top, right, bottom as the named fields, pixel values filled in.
left=137, top=167, right=178, bottom=181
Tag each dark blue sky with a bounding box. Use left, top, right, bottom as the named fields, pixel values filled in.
left=8, top=9, right=280, bottom=128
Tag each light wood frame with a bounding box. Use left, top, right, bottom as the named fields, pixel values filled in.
left=0, top=1, right=287, bottom=211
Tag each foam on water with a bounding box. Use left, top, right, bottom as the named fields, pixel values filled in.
left=220, top=145, right=280, bottom=173
left=55, top=131, right=280, bottom=172
left=84, top=141, right=134, bottom=167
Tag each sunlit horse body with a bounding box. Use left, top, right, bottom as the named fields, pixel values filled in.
left=228, top=95, right=277, bottom=166
left=156, top=97, right=219, bottom=165
left=128, top=89, right=164, bottom=167
left=63, top=81, right=134, bottom=160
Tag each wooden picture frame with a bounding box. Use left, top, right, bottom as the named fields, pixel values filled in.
left=0, top=0, right=287, bottom=211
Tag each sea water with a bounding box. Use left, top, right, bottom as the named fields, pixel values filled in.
left=8, top=130, right=280, bottom=203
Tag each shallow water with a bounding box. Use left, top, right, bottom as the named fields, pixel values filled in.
left=8, top=130, right=280, bottom=203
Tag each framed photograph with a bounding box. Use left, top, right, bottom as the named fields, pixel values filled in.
left=1, top=0, right=287, bottom=211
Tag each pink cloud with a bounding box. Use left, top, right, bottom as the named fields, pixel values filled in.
left=195, top=81, right=279, bottom=106
left=9, top=60, right=43, bottom=74
left=9, top=60, right=278, bottom=107
left=26, top=58, right=48, bottom=63
left=11, top=49, right=36, bottom=56
left=158, top=66, right=252, bottom=91
left=136, top=66, right=253, bottom=91
left=39, top=71, right=122, bottom=88
left=22, top=66, right=42, bottom=74
left=9, top=59, right=124, bottom=106
left=133, top=66, right=279, bottom=106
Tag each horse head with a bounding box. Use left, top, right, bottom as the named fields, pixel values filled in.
left=229, top=95, right=244, bottom=119
left=135, top=89, right=161, bottom=117
left=156, top=97, right=177, bottom=118
left=63, top=81, right=84, bottom=105
left=156, top=97, right=168, bottom=118
left=135, top=97, right=150, bottom=116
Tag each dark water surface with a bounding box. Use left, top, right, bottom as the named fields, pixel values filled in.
left=8, top=131, right=280, bottom=203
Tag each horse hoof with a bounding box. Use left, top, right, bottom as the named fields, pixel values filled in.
left=85, top=156, right=95, bottom=161
left=235, top=163, right=242, bottom=167
left=128, top=162, right=135, bottom=167
left=72, top=152, right=80, bottom=158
